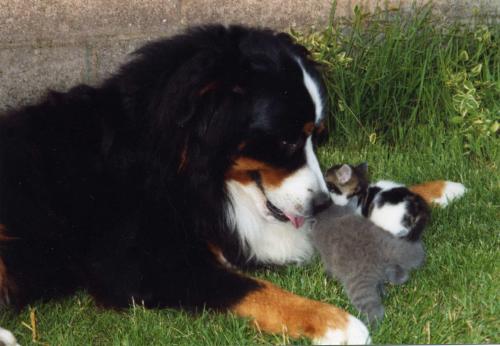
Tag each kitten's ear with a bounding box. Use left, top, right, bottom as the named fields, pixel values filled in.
left=336, top=164, right=352, bottom=184
left=356, top=162, right=368, bottom=175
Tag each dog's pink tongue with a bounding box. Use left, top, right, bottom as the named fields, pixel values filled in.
left=285, top=213, right=305, bottom=229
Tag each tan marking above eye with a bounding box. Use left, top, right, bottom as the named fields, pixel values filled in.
left=303, top=122, right=315, bottom=136
left=225, top=157, right=292, bottom=187
left=316, top=120, right=326, bottom=134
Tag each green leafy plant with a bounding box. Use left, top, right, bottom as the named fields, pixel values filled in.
left=444, top=25, right=499, bottom=156
left=292, top=4, right=499, bottom=160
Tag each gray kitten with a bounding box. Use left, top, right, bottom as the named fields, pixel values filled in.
left=312, top=204, right=425, bottom=325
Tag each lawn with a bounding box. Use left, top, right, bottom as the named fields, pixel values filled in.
left=1, top=4, right=499, bottom=345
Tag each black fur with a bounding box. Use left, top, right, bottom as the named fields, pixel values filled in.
left=0, top=25, right=324, bottom=309
left=359, top=186, right=381, bottom=217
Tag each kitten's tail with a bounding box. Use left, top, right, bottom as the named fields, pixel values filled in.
left=409, top=180, right=466, bottom=207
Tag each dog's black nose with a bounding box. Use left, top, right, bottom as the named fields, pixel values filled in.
left=313, top=192, right=332, bottom=214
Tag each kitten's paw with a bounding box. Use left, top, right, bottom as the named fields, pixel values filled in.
left=435, top=181, right=467, bottom=207
left=314, top=315, right=371, bottom=345
left=365, top=306, right=385, bottom=327
left=0, top=327, right=20, bottom=346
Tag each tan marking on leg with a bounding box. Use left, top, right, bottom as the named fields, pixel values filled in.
left=409, top=180, right=446, bottom=205
left=231, top=279, right=349, bottom=340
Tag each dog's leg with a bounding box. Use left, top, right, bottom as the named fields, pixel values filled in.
left=86, top=240, right=370, bottom=344
left=409, top=180, right=466, bottom=207
left=231, top=278, right=370, bottom=345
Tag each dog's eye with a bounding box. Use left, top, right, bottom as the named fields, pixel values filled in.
left=279, top=140, right=299, bottom=156
left=280, top=140, right=296, bottom=148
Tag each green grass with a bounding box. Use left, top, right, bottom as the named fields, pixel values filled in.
left=1, top=139, right=497, bottom=345
left=1, top=4, right=499, bottom=345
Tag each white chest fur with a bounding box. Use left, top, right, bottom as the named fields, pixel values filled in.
left=225, top=180, right=315, bottom=265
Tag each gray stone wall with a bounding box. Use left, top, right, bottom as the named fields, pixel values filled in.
left=0, top=0, right=498, bottom=111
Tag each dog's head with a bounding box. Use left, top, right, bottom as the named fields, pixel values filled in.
left=128, top=25, right=331, bottom=231
left=219, top=28, right=331, bottom=229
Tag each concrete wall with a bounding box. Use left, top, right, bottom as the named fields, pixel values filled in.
left=1, top=0, right=498, bottom=111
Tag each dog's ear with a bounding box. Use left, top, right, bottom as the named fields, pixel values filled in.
left=275, top=32, right=311, bottom=58
left=156, top=51, right=246, bottom=129
left=152, top=51, right=216, bottom=128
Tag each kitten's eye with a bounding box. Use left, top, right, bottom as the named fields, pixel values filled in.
left=327, top=183, right=341, bottom=195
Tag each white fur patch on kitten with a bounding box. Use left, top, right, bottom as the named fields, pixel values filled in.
left=369, top=201, right=409, bottom=237
left=330, top=191, right=350, bottom=206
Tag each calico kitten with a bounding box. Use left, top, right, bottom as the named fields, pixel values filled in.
left=312, top=205, right=425, bottom=325
left=325, top=163, right=430, bottom=241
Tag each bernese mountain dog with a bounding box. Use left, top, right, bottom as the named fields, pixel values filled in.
left=0, top=25, right=371, bottom=344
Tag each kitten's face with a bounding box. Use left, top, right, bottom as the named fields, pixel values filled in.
left=325, top=163, right=368, bottom=206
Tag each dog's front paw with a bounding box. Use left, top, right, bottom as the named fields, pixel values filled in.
left=314, top=314, right=371, bottom=345
left=0, top=327, right=20, bottom=346
left=232, top=278, right=371, bottom=345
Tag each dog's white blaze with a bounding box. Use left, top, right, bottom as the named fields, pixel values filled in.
left=305, top=137, right=328, bottom=192
left=226, top=181, right=314, bottom=264
left=296, top=59, right=323, bottom=123
left=265, top=137, right=329, bottom=217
